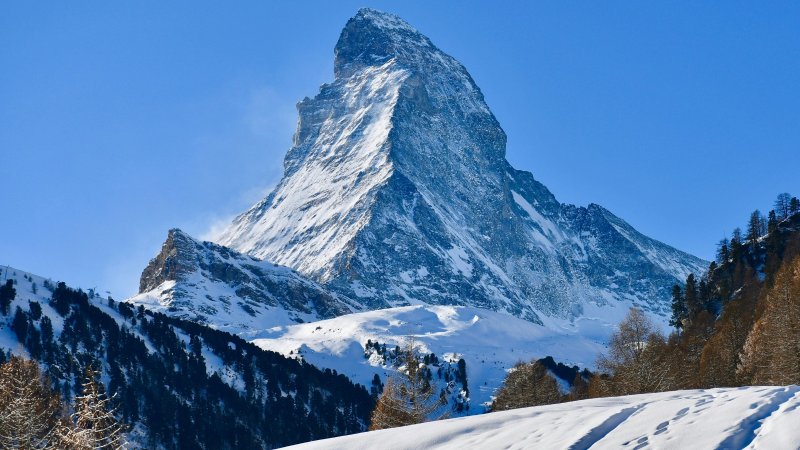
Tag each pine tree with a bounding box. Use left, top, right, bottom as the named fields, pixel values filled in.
left=767, top=210, right=778, bottom=234
left=716, top=238, right=730, bottom=264
left=684, top=274, right=700, bottom=318
left=774, top=193, right=792, bottom=220
left=12, top=306, right=28, bottom=344
left=369, top=339, right=446, bottom=430
left=746, top=210, right=765, bottom=247
left=62, top=366, right=127, bottom=449
left=790, top=197, right=800, bottom=216
left=669, top=284, right=686, bottom=330
left=0, top=356, right=63, bottom=449
left=698, top=279, right=712, bottom=314
left=369, top=374, right=383, bottom=398
left=731, top=227, right=743, bottom=245
left=0, top=279, right=16, bottom=315
left=491, top=360, right=562, bottom=411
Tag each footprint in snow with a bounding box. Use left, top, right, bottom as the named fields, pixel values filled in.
left=633, top=436, right=649, bottom=450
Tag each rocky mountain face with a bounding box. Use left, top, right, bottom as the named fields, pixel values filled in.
left=130, top=229, right=356, bottom=331
left=214, top=8, right=707, bottom=324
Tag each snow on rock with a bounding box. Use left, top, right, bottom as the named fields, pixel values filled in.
left=285, top=386, right=800, bottom=450
left=249, top=304, right=610, bottom=414
left=128, top=229, right=359, bottom=334
left=215, top=7, right=708, bottom=326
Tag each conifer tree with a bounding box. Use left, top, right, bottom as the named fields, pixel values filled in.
left=368, top=378, right=416, bottom=430
left=731, top=227, right=743, bottom=245
left=12, top=306, right=28, bottom=344
left=790, top=197, right=800, bottom=216
left=767, top=210, right=778, bottom=234
left=669, top=284, right=686, bottom=330
left=716, top=238, right=730, bottom=264
left=369, top=339, right=446, bottom=430
left=61, top=366, right=127, bottom=449
left=0, top=356, right=63, bottom=449
left=492, top=360, right=562, bottom=411
left=0, top=279, right=15, bottom=315
left=774, top=193, right=792, bottom=220
left=684, top=274, right=699, bottom=318
left=698, top=291, right=755, bottom=387
left=698, top=279, right=712, bottom=314
left=746, top=210, right=765, bottom=247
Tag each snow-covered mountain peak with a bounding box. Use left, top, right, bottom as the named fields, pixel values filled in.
left=334, top=8, right=427, bottom=77
left=214, top=9, right=707, bottom=324
left=334, top=8, right=494, bottom=123
left=132, top=228, right=357, bottom=333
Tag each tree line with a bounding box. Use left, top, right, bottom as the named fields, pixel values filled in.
left=490, top=192, right=800, bottom=409
left=0, top=276, right=374, bottom=448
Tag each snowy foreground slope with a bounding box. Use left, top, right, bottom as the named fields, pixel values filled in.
left=285, top=386, right=800, bottom=450
left=249, top=303, right=650, bottom=412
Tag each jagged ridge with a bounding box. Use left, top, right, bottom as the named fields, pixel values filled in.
left=131, top=229, right=357, bottom=332
left=215, top=8, right=707, bottom=323
left=212, top=9, right=706, bottom=321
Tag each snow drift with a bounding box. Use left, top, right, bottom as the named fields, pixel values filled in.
left=248, top=303, right=613, bottom=412
left=284, top=386, right=800, bottom=450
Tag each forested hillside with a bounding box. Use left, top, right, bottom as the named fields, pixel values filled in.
left=661, top=193, right=800, bottom=389
left=489, top=193, right=800, bottom=406
left=0, top=268, right=373, bottom=448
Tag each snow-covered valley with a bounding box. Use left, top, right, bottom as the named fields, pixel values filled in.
left=285, top=386, right=800, bottom=450
left=247, top=303, right=664, bottom=413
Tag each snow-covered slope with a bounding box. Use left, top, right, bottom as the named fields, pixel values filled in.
left=128, top=229, right=359, bottom=333
left=249, top=303, right=624, bottom=413
left=0, top=264, right=374, bottom=447
left=285, top=386, right=800, bottom=450
left=216, top=8, right=707, bottom=324
left=0, top=266, right=64, bottom=357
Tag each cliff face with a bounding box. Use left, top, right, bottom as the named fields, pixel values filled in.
left=132, top=229, right=356, bottom=331
left=215, top=9, right=706, bottom=323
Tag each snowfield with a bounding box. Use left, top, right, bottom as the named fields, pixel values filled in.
left=284, top=386, right=800, bottom=450
left=249, top=304, right=614, bottom=412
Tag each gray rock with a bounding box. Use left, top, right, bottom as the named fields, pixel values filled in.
left=206, top=8, right=708, bottom=325
left=133, top=229, right=355, bottom=329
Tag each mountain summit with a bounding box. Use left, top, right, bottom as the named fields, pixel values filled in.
left=213, top=8, right=706, bottom=323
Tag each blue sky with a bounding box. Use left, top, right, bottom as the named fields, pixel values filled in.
left=1, top=2, right=798, bottom=298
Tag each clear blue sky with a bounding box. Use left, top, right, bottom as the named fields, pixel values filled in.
left=1, top=2, right=798, bottom=298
